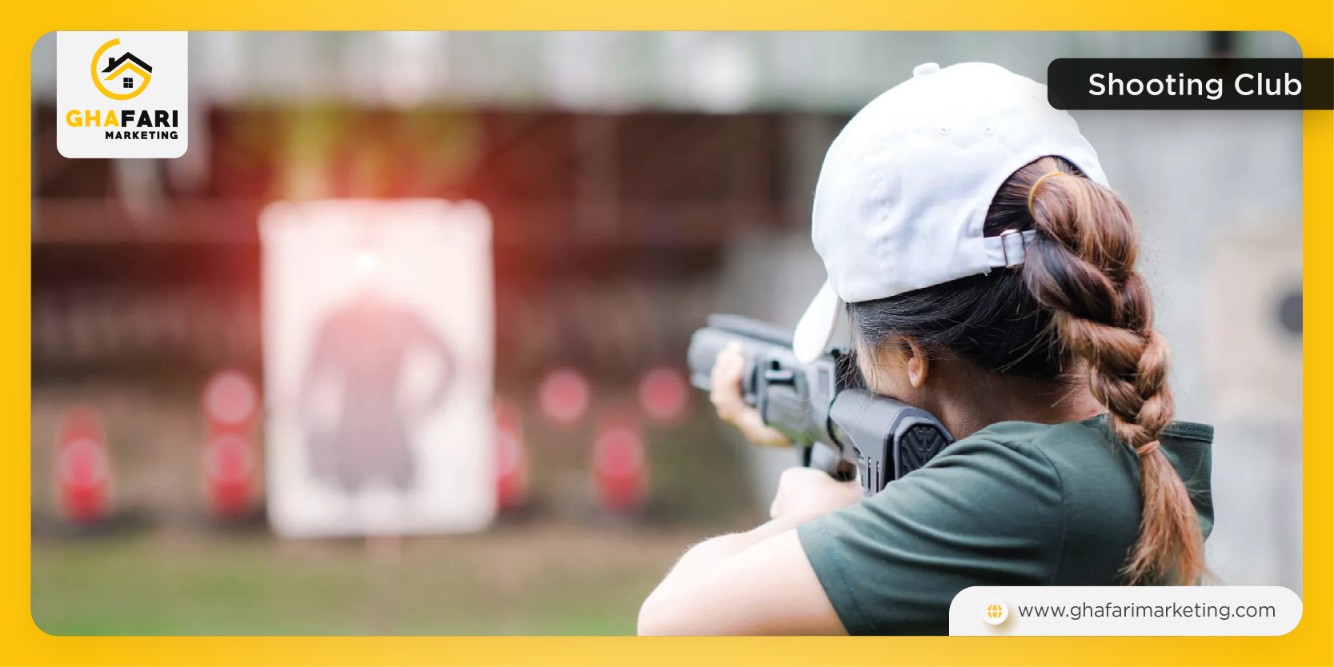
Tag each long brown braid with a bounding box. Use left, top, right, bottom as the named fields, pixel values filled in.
left=1018, top=156, right=1204, bottom=584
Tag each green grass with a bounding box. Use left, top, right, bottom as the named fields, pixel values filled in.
left=32, top=520, right=718, bottom=636
left=30, top=384, right=764, bottom=636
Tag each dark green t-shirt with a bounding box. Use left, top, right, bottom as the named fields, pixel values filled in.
left=795, top=414, right=1214, bottom=636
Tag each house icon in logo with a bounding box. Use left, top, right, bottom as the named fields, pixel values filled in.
left=90, top=38, right=153, bottom=101
left=102, top=51, right=152, bottom=91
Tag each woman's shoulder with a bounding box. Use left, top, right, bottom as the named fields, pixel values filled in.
left=932, top=418, right=1119, bottom=484
left=958, top=414, right=1213, bottom=481
left=937, top=417, right=1145, bottom=526
left=961, top=415, right=1112, bottom=452
left=948, top=414, right=1216, bottom=544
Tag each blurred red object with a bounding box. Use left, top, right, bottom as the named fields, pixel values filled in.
left=203, top=433, right=256, bottom=519
left=592, top=414, right=649, bottom=513
left=537, top=367, right=592, bottom=426
left=637, top=366, right=690, bottom=424
left=494, top=399, right=529, bottom=511
left=55, top=406, right=111, bottom=524
left=201, top=370, right=259, bottom=519
left=202, top=369, right=259, bottom=432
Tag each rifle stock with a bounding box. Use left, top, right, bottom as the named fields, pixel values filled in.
left=687, top=314, right=954, bottom=496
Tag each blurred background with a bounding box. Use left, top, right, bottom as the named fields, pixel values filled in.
left=30, top=31, right=1303, bottom=635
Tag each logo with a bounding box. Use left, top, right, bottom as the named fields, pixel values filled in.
left=91, top=38, right=152, bottom=100
left=57, top=32, right=188, bottom=159
left=982, top=597, right=1009, bottom=626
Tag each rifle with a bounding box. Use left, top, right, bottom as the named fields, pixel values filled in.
left=686, top=314, right=953, bottom=496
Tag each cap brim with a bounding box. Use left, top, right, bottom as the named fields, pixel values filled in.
left=793, top=281, right=843, bottom=364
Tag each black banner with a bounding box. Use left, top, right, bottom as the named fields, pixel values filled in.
left=1047, top=58, right=1333, bottom=110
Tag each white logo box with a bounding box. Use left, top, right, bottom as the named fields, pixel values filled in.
left=56, top=31, right=188, bottom=159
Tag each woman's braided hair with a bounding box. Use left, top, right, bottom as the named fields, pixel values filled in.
left=1020, top=156, right=1202, bottom=584
left=848, top=155, right=1205, bottom=585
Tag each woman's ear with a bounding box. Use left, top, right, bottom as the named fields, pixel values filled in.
left=904, top=339, right=932, bottom=389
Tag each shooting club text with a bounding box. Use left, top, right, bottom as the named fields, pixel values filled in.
left=65, top=109, right=181, bottom=141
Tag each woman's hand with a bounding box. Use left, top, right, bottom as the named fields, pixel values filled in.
left=769, top=467, right=864, bottom=524
left=710, top=343, right=791, bottom=447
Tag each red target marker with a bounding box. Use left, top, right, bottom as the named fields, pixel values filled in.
left=494, top=399, right=529, bottom=511
left=202, top=370, right=259, bottom=432
left=592, top=415, right=649, bottom=513
left=201, top=370, right=259, bottom=519
left=637, top=366, right=690, bottom=424
left=537, top=368, right=592, bottom=426
left=203, top=434, right=256, bottom=519
left=54, top=407, right=111, bottom=524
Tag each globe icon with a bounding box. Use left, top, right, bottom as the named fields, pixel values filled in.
left=982, top=598, right=1008, bottom=626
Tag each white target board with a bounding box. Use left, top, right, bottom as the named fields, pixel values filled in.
left=261, top=200, right=495, bottom=537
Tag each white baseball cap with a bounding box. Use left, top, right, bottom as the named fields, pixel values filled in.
left=792, top=61, right=1110, bottom=363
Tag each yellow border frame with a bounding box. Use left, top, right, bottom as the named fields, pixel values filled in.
left=7, top=3, right=1330, bottom=665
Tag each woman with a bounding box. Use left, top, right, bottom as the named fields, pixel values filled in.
left=638, top=62, right=1214, bottom=636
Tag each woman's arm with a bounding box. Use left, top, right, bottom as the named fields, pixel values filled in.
left=638, top=523, right=844, bottom=635
left=639, top=345, right=859, bottom=635
left=638, top=468, right=861, bottom=635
